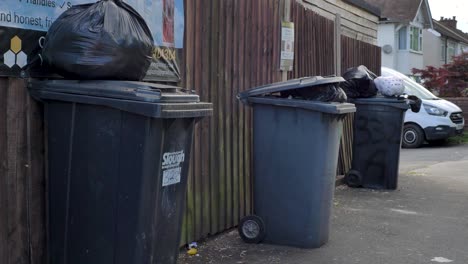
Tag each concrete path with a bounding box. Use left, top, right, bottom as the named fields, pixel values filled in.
left=178, top=143, right=468, bottom=264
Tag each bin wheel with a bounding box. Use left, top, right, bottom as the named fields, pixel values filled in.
left=345, top=170, right=362, bottom=188
left=238, top=215, right=266, bottom=244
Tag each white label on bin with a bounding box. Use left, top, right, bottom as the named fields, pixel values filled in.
left=162, top=167, right=182, bottom=187
left=162, top=150, right=185, bottom=187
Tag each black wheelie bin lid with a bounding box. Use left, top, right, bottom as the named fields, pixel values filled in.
left=351, top=96, right=410, bottom=110
left=237, top=76, right=356, bottom=114
left=28, top=80, right=213, bottom=118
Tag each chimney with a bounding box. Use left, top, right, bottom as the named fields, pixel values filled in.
left=439, top=16, right=458, bottom=29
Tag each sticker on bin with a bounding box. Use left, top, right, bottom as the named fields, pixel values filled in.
left=162, top=150, right=185, bottom=187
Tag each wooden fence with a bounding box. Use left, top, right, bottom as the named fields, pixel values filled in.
left=180, top=0, right=284, bottom=245
left=0, top=78, right=46, bottom=264
left=288, top=1, right=336, bottom=79
left=180, top=0, right=383, bottom=245
left=342, top=35, right=381, bottom=75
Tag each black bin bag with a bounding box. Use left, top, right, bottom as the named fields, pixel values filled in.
left=340, top=65, right=378, bottom=98
left=280, top=83, right=347, bottom=103
left=42, top=0, right=154, bottom=81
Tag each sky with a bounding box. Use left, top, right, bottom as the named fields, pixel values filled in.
left=428, top=0, right=468, bottom=33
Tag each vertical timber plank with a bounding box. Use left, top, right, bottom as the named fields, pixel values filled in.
left=6, top=78, right=29, bottom=264
left=193, top=0, right=203, bottom=242
left=224, top=0, right=233, bottom=229
left=200, top=0, right=212, bottom=237
left=217, top=0, right=227, bottom=231
left=0, top=78, right=9, bottom=264
left=209, top=0, right=220, bottom=235
left=237, top=0, right=247, bottom=220
left=231, top=0, right=240, bottom=225
left=26, top=88, right=46, bottom=264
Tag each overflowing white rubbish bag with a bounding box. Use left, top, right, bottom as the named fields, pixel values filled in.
left=374, top=76, right=405, bottom=97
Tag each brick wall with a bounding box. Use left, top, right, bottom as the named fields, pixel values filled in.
left=443, top=97, right=468, bottom=129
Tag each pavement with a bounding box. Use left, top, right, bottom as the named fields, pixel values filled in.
left=178, top=142, right=468, bottom=264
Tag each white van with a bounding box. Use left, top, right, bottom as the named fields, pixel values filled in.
left=381, top=67, right=465, bottom=148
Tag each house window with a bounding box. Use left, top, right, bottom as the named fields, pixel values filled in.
left=441, top=42, right=446, bottom=61
left=419, top=29, right=423, bottom=50
left=447, top=41, right=456, bottom=61
left=409, top=26, right=422, bottom=51
left=456, top=44, right=464, bottom=56
left=398, top=27, right=407, bottom=50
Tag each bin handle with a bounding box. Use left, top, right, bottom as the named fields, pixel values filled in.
left=298, top=77, right=319, bottom=86
left=396, top=94, right=422, bottom=113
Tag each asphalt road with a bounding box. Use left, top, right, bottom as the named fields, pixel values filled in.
left=178, top=143, right=468, bottom=264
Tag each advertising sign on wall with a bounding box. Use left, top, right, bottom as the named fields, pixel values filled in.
left=280, top=21, right=294, bottom=72
left=0, top=0, right=184, bottom=82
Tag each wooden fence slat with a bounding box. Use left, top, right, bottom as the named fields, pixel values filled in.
left=224, top=0, right=234, bottom=230
left=207, top=1, right=220, bottom=234
left=237, top=0, right=247, bottom=220
left=261, top=0, right=268, bottom=84
left=273, top=0, right=281, bottom=82
left=0, top=78, right=9, bottom=264
left=6, top=79, right=30, bottom=264
left=243, top=0, right=255, bottom=219
left=193, top=0, right=204, bottom=242
left=217, top=0, right=227, bottom=231
left=208, top=0, right=220, bottom=236
left=231, top=0, right=240, bottom=225
left=200, top=0, right=212, bottom=238
left=26, top=92, right=46, bottom=264
left=0, top=78, right=47, bottom=264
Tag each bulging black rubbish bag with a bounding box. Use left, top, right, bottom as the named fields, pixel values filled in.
left=42, top=0, right=154, bottom=81
left=281, top=83, right=347, bottom=103
left=340, top=65, right=378, bottom=98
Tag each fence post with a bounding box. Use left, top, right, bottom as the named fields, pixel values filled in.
left=334, top=14, right=342, bottom=76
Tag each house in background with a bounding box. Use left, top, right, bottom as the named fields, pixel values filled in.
left=423, top=16, right=468, bottom=69
left=364, top=0, right=433, bottom=75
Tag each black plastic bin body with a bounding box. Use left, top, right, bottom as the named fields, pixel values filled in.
left=28, top=80, right=212, bottom=264
left=238, top=77, right=356, bottom=248
left=347, top=97, right=409, bottom=190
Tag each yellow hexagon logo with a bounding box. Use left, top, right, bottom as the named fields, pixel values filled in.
left=11, top=36, right=22, bottom=54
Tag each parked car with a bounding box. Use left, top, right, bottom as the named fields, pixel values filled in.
left=381, top=67, right=465, bottom=148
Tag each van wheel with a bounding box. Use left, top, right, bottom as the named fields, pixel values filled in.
left=402, top=124, right=424, bottom=148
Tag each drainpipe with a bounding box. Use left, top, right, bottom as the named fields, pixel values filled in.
left=445, top=37, right=448, bottom=64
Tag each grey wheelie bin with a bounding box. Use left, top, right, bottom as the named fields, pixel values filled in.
left=237, top=76, right=356, bottom=248
left=345, top=97, right=409, bottom=190
left=28, top=80, right=212, bottom=264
